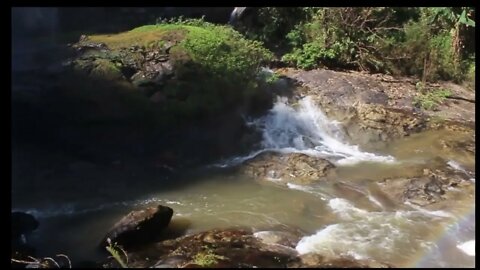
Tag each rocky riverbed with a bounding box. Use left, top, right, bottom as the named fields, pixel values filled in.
left=12, top=21, right=475, bottom=268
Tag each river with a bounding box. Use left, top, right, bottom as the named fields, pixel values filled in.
left=12, top=96, right=475, bottom=267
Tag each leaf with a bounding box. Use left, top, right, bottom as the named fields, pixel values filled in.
left=459, top=9, right=475, bottom=27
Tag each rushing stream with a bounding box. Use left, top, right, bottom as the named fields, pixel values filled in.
left=12, top=96, right=475, bottom=267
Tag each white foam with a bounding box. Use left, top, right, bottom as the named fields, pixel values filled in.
left=287, top=183, right=328, bottom=200
left=457, top=240, right=475, bottom=256
left=367, top=194, right=384, bottom=210
left=328, top=198, right=368, bottom=220
left=404, top=201, right=454, bottom=218
left=296, top=198, right=454, bottom=261
left=215, top=96, right=396, bottom=168
left=447, top=160, right=465, bottom=172
left=447, top=160, right=473, bottom=178
left=295, top=221, right=406, bottom=259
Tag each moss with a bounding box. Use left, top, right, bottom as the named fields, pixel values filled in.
left=88, top=25, right=187, bottom=50
left=90, top=59, right=125, bottom=80
left=76, top=19, right=273, bottom=123
left=192, top=249, right=227, bottom=267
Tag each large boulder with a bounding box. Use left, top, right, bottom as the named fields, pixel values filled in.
left=101, top=205, right=173, bottom=249
left=66, top=22, right=273, bottom=123
left=238, top=152, right=336, bottom=186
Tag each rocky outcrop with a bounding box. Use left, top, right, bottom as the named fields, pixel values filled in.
left=276, top=68, right=474, bottom=145
left=377, top=164, right=475, bottom=210
left=101, top=205, right=173, bottom=248
left=102, top=227, right=390, bottom=268
left=237, top=152, right=336, bottom=186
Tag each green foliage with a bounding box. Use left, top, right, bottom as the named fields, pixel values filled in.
left=90, top=18, right=274, bottom=122
left=105, top=238, right=128, bottom=268
left=192, top=248, right=227, bottom=267
left=413, top=88, right=452, bottom=110
left=237, top=7, right=475, bottom=83
left=235, top=7, right=308, bottom=51
left=265, top=72, right=280, bottom=84
left=152, top=18, right=273, bottom=119
left=282, top=42, right=338, bottom=70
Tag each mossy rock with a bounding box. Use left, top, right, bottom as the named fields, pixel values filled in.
left=69, top=19, right=274, bottom=123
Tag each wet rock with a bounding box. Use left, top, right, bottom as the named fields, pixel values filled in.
left=103, top=227, right=391, bottom=268
left=238, top=152, right=336, bottom=186
left=152, top=255, right=189, bottom=268
left=101, top=205, right=173, bottom=249
left=378, top=165, right=474, bottom=209
left=253, top=230, right=301, bottom=248
left=289, top=253, right=391, bottom=268
left=278, top=68, right=474, bottom=144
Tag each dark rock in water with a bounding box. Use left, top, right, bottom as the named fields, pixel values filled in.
left=12, top=212, right=39, bottom=240
left=101, top=205, right=173, bottom=249
left=378, top=164, right=475, bottom=210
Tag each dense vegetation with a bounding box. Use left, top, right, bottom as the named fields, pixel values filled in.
left=69, top=18, right=273, bottom=126
left=237, top=7, right=475, bottom=84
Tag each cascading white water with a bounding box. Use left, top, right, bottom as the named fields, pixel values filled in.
left=217, top=96, right=395, bottom=167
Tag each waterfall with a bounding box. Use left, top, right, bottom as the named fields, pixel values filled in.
left=216, top=96, right=395, bottom=167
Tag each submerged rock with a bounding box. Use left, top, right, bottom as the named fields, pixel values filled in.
left=377, top=164, right=475, bottom=210
left=101, top=205, right=173, bottom=249
left=238, top=152, right=336, bottom=186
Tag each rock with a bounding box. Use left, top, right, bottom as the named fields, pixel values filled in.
left=278, top=68, right=474, bottom=144
left=152, top=255, right=188, bottom=268
left=101, top=205, right=173, bottom=249
left=378, top=165, right=474, bottom=209
left=102, top=227, right=391, bottom=268
left=12, top=212, right=39, bottom=239
left=12, top=212, right=39, bottom=268
left=253, top=230, right=301, bottom=248
left=289, top=253, right=391, bottom=268
left=238, top=152, right=336, bottom=186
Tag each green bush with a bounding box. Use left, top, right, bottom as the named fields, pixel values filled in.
left=237, top=7, right=475, bottom=83
left=413, top=88, right=452, bottom=110
left=86, top=18, right=274, bottom=122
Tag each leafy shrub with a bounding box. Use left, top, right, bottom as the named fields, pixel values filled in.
left=237, top=7, right=475, bottom=83
left=87, top=18, right=274, bottom=122
left=413, top=88, right=452, bottom=110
